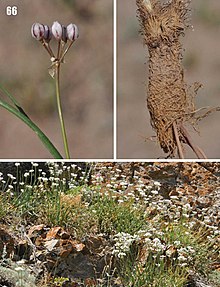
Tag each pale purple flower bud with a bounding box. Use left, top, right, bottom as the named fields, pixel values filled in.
left=62, top=25, right=67, bottom=43
left=66, top=24, right=79, bottom=41
left=52, top=21, right=63, bottom=40
left=43, top=24, right=52, bottom=42
left=31, top=23, right=45, bottom=40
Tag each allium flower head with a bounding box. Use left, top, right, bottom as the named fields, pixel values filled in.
left=67, top=23, right=79, bottom=41
left=52, top=21, right=63, bottom=40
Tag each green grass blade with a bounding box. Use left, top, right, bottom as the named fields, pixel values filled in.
left=0, top=99, right=63, bottom=159
left=0, top=84, right=20, bottom=107
left=0, top=84, right=30, bottom=118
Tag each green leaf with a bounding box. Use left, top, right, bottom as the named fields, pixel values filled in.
left=0, top=84, right=30, bottom=118
left=0, top=98, right=63, bottom=159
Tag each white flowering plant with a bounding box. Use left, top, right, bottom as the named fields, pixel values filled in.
left=0, top=162, right=220, bottom=287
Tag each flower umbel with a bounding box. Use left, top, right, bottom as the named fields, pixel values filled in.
left=31, top=21, right=79, bottom=70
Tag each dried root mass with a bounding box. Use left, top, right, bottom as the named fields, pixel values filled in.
left=136, top=0, right=217, bottom=158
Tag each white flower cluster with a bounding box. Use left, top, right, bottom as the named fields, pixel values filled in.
left=0, top=162, right=89, bottom=197
left=112, top=232, right=139, bottom=258
left=128, top=229, right=198, bottom=268
left=147, top=237, right=166, bottom=253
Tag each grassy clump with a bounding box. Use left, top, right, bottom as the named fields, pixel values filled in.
left=90, top=194, right=147, bottom=235
left=118, top=255, right=188, bottom=287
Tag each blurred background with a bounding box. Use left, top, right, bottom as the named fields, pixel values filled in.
left=0, top=0, right=113, bottom=159
left=118, top=0, right=220, bottom=159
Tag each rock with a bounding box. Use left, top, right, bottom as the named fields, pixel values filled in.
left=0, top=270, right=15, bottom=287
left=0, top=223, right=114, bottom=281
left=25, top=225, right=113, bottom=280
left=0, top=226, right=15, bottom=258
left=186, top=271, right=215, bottom=287
left=0, top=265, right=37, bottom=287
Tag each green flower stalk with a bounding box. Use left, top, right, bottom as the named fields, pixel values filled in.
left=51, top=21, right=70, bottom=159
left=54, top=59, right=70, bottom=159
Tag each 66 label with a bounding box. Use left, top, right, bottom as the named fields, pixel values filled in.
left=6, top=6, right=18, bottom=16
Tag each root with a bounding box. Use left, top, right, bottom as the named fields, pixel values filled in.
left=172, top=121, right=184, bottom=159
left=180, top=124, right=207, bottom=159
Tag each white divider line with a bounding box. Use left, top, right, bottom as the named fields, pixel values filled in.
left=113, top=0, right=117, bottom=160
